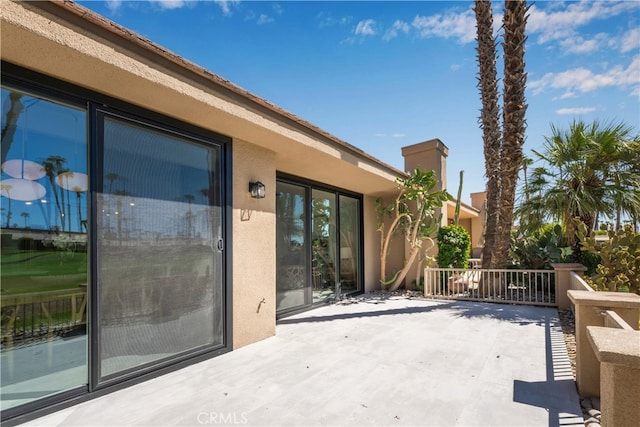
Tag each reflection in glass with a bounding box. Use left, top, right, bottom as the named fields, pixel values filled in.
left=1, top=87, right=88, bottom=411
left=339, top=195, right=360, bottom=293
left=312, top=189, right=337, bottom=302
left=98, top=115, right=224, bottom=380
left=276, top=183, right=307, bottom=311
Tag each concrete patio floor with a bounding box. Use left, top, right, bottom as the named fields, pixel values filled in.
left=23, top=296, right=584, bottom=427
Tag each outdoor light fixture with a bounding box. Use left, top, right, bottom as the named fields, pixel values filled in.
left=2, top=159, right=46, bottom=181
left=0, top=178, right=46, bottom=201
left=249, top=181, right=266, bottom=199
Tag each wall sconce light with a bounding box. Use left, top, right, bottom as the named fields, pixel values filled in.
left=249, top=181, right=266, bottom=199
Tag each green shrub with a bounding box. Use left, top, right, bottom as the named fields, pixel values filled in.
left=436, top=225, right=471, bottom=268
left=509, top=223, right=574, bottom=269
left=581, top=224, right=640, bottom=294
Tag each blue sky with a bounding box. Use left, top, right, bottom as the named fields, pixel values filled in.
left=78, top=0, right=639, bottom=203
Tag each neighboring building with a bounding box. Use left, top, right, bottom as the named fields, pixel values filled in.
left=0, top=1, right=480, bottom=422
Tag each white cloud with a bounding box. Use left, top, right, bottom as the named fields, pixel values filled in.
left=528, top=1, right=640, bottom=45
left=355, top=19, right=376, bottom=37
left=214, top=0, right=239, bottom=16
left=383, top=20, right=410, bottom=41
left=257, top=14, right=274, bottom=25
left=559, top=33, right=608, bottom=55
left=556, top=107, right=596, bottom=115
left=317, top=12, right=352, bottom=28
left=559, top=91, right=576, bottom=100
left=106, top=0, right=122, bottom=13
left=530, top=56, right=640, bottom=97
left=620, top=28, right=640, bottom=53
left=450, top=63, right=462, bottom=72
left=151, top=0, right=187, bottom=10
left=411, top=8, right=476, bottom=44
left=631, top=87, right=640, bottom=97
left=391, top=133, right=406, bottom=138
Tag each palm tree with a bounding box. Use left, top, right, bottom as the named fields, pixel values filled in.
left=517, top=119, right=640, bottom=247
left=199, top=188, right=210, bottom=204
left=41, top=155, right=67, bottom=231
left=72, top=185, right=84, bottom=232
left=520, top=157, right=534, bottom=203
left=1, top=183, right=13, bottom=228
left=105, top=173, right=120, bottom=193
left=475, top=0, right=528, bottom=268
left=20, top=211, right=29, bottom=228
left=589, top=122, right=640, bottom=230
left=495, top=0, right=528, bottom=266
left=1, top=92, right=24, bottom=165
left=474, top=0, right=501, bottom=268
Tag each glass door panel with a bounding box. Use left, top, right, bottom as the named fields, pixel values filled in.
left=276, top=180, right=362, bottom=315
left=97, top=113, right=224, bottom=381
left=312, top=189, right=337, bottom=302
left=339, top=195, right=360, bottom=293
left=1, top=87, right=88, bottom=410
left=275, top=183, right=307, bottom=311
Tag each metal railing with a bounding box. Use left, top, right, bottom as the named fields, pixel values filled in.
left=424, top=267, right=557, bottom=307
left=1, top=287, right=87, bottom=349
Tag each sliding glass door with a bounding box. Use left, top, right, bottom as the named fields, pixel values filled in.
left=312, top=189, right=337, bottom=303
left=1, top=86, right=88, bottom=411
left=339, top=195, right=360, bottom=294
left=275, top=183, right=307, bottom=311
left=276, top=178, right=362, bottom=315
left=96, top=111, right=225, bottom=382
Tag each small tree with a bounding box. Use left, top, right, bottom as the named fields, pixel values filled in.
left=436, top=225, right=471, bottom=268
left=376, top=168, right=448, bottom=291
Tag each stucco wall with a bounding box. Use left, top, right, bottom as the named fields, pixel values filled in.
left=365, top=194, right=407, bottom=291
left=232, top=140, right=276, bottom=349
left=363, top=196, right=381, bottom=292
left=469, top=192, right=485, bottom=258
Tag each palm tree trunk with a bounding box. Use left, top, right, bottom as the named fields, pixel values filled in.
left=494, top=0, right=528, bottom=268
left=474, top=0, right=501, bottom=268
left=1, top=93, right=24, bottom=165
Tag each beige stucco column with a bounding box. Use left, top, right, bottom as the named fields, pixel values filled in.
left=552, top=263, right=588, bottom=309
left=568, top=290, right=640, bottom=397
left=587, top=326, right=640, bottom=427
left=401, top=139, right=449, bottom=227
left=401, top=139, right=448, bottom=225
left=232, top=140, right=276, bottom=349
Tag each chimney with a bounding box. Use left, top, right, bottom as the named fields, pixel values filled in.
left=401, top=138, right=449, bottom=226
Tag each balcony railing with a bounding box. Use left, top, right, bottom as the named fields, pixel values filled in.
left=1, top=287, right=87, bottom=349
left=424, top=267, right=556, bottom=307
